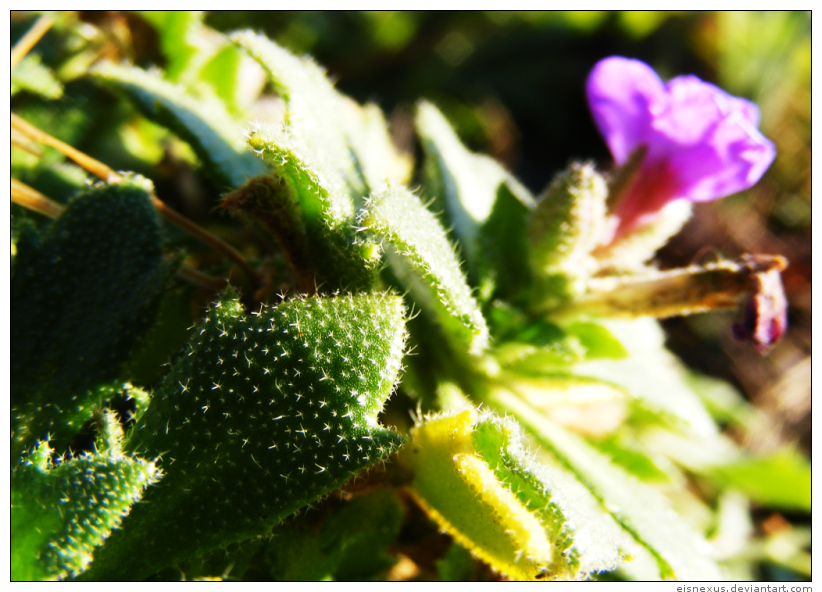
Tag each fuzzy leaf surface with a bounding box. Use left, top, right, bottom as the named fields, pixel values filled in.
left=528, top=162, right=607, bottom=308
left=11, top=441, right=159, bottom=581
left=11, top=178, right=174, bottom=459
left=81, top=290, right=407, bottom=580
left=361, top=183, right=489, bottom=356
left=490, top=389, right=723, bottom=580
left=92, top=62, right=266, bottom=188
left=226, top=144, right=378, bottom=292
left=231, top=31, right=366, bottom=201
left=401, top=409, right=627, bottom=581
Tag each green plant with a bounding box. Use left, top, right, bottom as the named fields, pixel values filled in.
left=11, top=12, right=810, bottom=581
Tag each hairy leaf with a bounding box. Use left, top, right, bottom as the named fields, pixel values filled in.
left=11, top=178, right=174, bottom=459
left=11, top=439, right=159, bottom=581
left=231, top=31, right=366, bottom=201
left=401, top=408, right=628, bottom=581
left=360, top=183, right=489, bottom=356
left=489, top=389, right=723, bottom=580
left=416, top=101, right=518, bottom=277
left=528, top=162, right=607, bottom=308
left=81, top=290, right=407, bottom=580
left=225, top=146, right=379, bottom=292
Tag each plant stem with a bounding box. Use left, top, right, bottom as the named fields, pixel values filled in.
left=11, top=178, right=65, bottom=219
left=10, top=13, right=55, bottom=68
left=175, top=266, right=229, bottom=292
left=10, top=112, right=259, bottom=290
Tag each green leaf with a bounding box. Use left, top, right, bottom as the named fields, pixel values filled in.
left=684, top=371, right=760, bottom=431
left=360, top=183, right=489, bottom=356
left=488, top=389, right=723, bottom=580
left=224, top=154, right=378, bottom=293
left=346, top=102, right=412, bottom=192
left=646, top=428, right=811, bottom=513
left=401, top=408, right=628, bottom=581
left=436, top=543, right=476, bottom=581
left=477, top=179, right=535, bottom=303
left=565, top=322, right=629, bottom=360
left=11, top=178, right=174, bottom=459
left=11, top=439, right=159, bottom=581
left=492, top=318, right=626, bottom=374
left=198, top=43, right=246, bottom=116
left=267, top=490, right=403, bottom=581
left=416, top=101, right=517, bottom=276
left=11, top=53, right=63, bottom=99
left=92, top=62, right=266, bottom=188
left=570, top=318, right=718, bottom=438
left=231, top=30, right=367, bottom=201
left=81, top=290, right=407, bottom=580
left=709, top=449, right=811, bottom=513
left=588, top=433, right=678, bottom=484
left=137, top=11, right=212, bottom=84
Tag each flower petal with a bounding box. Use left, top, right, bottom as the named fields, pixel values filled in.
left=587, top=56, right=777, bottom=241
left=586, top=56, right=666, bottom=164
left=668, top=119, right=776, bottom=202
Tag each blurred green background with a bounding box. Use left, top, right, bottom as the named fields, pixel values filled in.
left=12, top=9, right=811, bottom=457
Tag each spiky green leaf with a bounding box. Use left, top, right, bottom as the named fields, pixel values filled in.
left=81, top=290, right=407, bottom=580
left=231, top=30, right=367, bottom=201
left=402, top=408, right=628, bottom=581
left=11, top=440, right=159, bottom=581
left=11, top=178, right=174, bottom=459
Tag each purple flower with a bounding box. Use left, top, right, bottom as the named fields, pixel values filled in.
left=586, top=56, right=776, bottom=241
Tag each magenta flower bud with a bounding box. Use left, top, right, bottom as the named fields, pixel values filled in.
left=587, top=56, right=776, bottom=242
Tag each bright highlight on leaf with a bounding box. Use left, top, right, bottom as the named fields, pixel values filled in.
left=417, top=101, right=530, bottom=277
left=401, top=408, right=628, bottom=581
left=10, top=12, right=804, bottom=583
